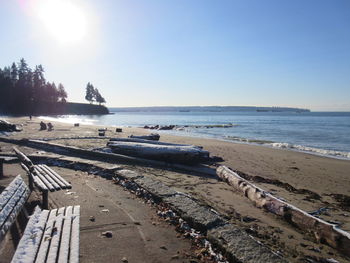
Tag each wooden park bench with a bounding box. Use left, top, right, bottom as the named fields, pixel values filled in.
left=13, top=147, right=72, bottom=209
left=0, top=175, right=80, bottom=262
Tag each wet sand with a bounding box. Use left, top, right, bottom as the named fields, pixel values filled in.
left=1, top=116, right=350, bottom=262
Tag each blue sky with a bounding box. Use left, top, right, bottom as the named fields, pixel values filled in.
left=0, top=0, right=349, bottom=111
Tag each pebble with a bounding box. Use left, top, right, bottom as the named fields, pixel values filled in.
left=89, top=216, right=95, bottom=222
left=160, top=245, right=167, bottom=250
left=121, top=257, right=128, bottom=263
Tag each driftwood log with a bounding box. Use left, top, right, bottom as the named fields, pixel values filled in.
left=129, top=133, right=160, bottom=141
left=216, top=165, right=350, bottom=256
left=108, top=141, right=209, bottom=164
left=108, top=137, right=203, bottom=149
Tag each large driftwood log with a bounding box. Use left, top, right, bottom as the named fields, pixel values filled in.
left=129, top=133, right=160, bottom=141
left=108, top=141, right=209, bottom=164
left=216, top=165, right=350, bottom=256
left=108, top=138, right=202, bottom=149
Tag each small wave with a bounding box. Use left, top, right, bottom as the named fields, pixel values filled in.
left=39, top=116, right=98, bottom=125
left=270, top=142, right=350, bottom=159
left=225, top=136, right=273, bottom=144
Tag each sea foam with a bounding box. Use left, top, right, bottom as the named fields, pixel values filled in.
left=270, top=142, right=350, bottom=159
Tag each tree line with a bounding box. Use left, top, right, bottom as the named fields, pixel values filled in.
left=0, top=58, right=67, bottom=114
left=0, top=58, right=107, bottom=115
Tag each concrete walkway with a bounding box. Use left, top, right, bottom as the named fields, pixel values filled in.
left=0, top=163, right=201, bottom=263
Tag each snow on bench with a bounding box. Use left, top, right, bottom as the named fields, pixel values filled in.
left=11, top=205, right=80, bottom=263
left=14, top=147, right=72, bottom=209
left=0, top=175, right=30, bottom=242
left=0, top=175, right=80, bottom=262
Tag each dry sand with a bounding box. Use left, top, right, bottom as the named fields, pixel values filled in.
left=1, top=116, right=350, bottom=262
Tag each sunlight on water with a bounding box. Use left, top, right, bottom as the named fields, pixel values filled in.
left=39, top=111, right=350, bottom=160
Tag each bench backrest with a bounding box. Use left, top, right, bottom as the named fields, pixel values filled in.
left=0, top=175, right=30, bottom=242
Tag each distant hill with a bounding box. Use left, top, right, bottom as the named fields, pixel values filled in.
left=109, top=106, right=310, bottom=113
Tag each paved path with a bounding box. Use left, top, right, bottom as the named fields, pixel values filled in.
left=0, top=164, right=200, bottom=263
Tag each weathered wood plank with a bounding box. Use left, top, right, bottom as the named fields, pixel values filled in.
left=36, top=165, right=66, bottom=189
left=109, top=137, right=202, bottom=148
left=70, top=206, right=80, bottom=263
left=35, top=209, right=58, bottom=263
left=33, top=169, right=55, bottom=192
left=41, top=165, right=71, bottom=189
left=13, top=147, right=33, bottom=168
left=108, top=141, right=209, bottom=164
left=31, top=174, right=48, bottom=192
left=11, top=207, right=49, bottom=263
left=0, top=178, right=30, bottom=242
left=46, top=207, right=65, bottom=263
left=34, top=166, right=60, bottom=190
left=0, top=175, right=23, bottom=210
left=58, top=206, right=73, bottom=263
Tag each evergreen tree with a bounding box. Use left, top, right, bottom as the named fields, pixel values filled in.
left=94, top=88, right=106, bottom=105
left=85, top=82, right=94, bottom=103
left=57, top=83, right=67, bottom=102
left=10, top=63, right=18, bottom=84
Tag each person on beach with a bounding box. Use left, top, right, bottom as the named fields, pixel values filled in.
left=48, top=122, right=54, bottom=131
left=39, top=121, right=47, bottom=130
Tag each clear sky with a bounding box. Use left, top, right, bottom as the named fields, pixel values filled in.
left=1, top=0, right=349, bottom=111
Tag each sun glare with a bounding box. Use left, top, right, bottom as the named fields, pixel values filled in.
left=35, top=0, right=87, bottom=44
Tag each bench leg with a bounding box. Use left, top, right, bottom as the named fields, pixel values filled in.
left=42, top=190, right=49, bottom=209
left=28, top=173, right=34, bottom=191
left=0, top=161, right=3, bottom=178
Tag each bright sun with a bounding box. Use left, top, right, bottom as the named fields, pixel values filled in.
left=35, top=0, right=87, bottom=44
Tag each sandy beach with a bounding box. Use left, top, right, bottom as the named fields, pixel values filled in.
left=1, top=116, right=350, bottom=262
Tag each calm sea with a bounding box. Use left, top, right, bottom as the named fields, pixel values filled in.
left=39, top=111, right=350, bottom=160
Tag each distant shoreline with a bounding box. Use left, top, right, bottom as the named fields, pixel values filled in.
left=109, top=106, right=310, bottom=113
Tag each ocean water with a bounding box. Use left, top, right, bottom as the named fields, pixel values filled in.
left=39, top=111, right=350, bottom=160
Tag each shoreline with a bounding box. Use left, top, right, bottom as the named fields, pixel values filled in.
left=38, top=115, right=350, bottom=161
left=1, top=116, right=350, bottom=262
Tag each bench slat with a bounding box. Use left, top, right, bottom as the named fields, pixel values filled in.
left=37, top=165, right=71, bottom=189
left=31, top=174, right=48, bottom=192
left=0, top=178, right=30, bottom=241
left=58, top=206, right=73, bottom=263
left=46, top=207, right=65, bottom=263
left=34, top=166, right=61, bottom=190
left=42, top=165, right=72, bottom=189
left=0, top=181, right=27, bottom=226
left=33, top=169, right=55, bottom=192
left=11, top=207, right=50, bottom=263
left=13, top=147, right=33, bottom=168
left=0, top=175, right=23, bottom=210
left=70, top=206, right=80, bottom=263
left=35, top=209, right=58, bottom=263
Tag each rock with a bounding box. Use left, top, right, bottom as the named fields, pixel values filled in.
left=89, top=216, right=95, bottom=222
left=160, top=245, right=167, bottom=250
left=102, top=231, right=113, bottom=238
left=121, top=257, right=128, bottom=263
